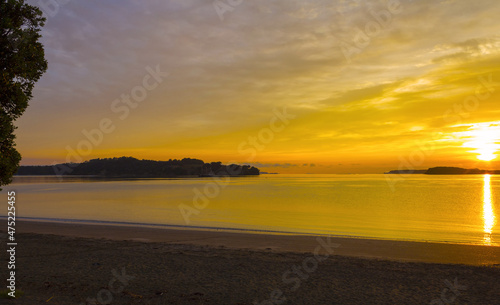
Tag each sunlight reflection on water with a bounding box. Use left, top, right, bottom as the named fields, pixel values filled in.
left=483, top=174, right=496, bottom=245
left=2, top=174, right=499, bottom=245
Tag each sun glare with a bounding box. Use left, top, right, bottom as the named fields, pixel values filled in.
left=461, top=123, right=500, bottom=161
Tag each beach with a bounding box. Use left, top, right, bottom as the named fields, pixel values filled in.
left=1, top=220, right=499, bottom=304
left=4, top=0, right=500, bottom=304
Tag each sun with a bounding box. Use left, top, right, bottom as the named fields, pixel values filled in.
left=461, top=123, right=500, bottom=161
left=477, top=150, right=496, bottom=162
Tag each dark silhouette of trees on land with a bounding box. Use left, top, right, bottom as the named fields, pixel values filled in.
left=16, top=157, right=260, bottom=177
left=425, top=167, right=500, bottom=175
left=0, top=0, right=47, bottom=190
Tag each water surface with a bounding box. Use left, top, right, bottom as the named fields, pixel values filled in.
left=1, top=174, right=498, bottom=245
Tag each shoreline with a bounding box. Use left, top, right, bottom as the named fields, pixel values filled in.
left=1, top=220, right=500, bottom=304
left=3, top=219, right=500, bottom=266
left=3, top=216, right=496, bottom=247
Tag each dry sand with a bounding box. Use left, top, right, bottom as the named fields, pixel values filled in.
left=1, top=220, right=499, bottom=304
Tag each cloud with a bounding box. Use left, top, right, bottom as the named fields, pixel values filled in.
left=431, top=38, right=500, bottom=64
left=245, top=162, right=298, bottom=168
left=17, top=0, right=500, bottom=172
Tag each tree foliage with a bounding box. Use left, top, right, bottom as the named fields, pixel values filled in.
left=0, top=115, right=20, bottom=186
left=0, top=0, right=47, bottom=189
left=17, top=157, right=261, bottom=177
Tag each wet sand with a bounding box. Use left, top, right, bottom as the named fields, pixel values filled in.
left=1, top=220, right=499, bottom=304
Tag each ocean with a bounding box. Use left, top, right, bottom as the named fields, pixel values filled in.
left=1, top=174, right=498, bottom=246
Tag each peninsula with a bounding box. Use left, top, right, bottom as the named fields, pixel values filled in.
left=15, top=157, right=260, bottom=177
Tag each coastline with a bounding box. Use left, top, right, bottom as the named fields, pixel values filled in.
left=3, top=219, right=500, bottom=266
left=1, top=220, right=500, bottom=304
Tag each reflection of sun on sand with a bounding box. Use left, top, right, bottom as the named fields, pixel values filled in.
left=483, top=174, right=496, bottom=245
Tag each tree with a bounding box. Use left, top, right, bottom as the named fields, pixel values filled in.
left=0, top=115, right=20, bottom=186
left=0, top=0, right=47, bottom=189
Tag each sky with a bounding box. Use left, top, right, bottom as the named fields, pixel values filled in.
left=16, top=0, right=500, bottom=173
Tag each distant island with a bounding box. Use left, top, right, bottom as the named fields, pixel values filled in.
left=384, top=170, right=428, bottom=174
left=425, top=167, right=500, bottom=175
left=15, top=157, right=260, bottom=177
left=386, top=167, right=500, bottom=175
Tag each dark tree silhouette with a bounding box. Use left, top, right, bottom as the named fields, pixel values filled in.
left=0, top=0, right=47, bottom=189
left=0, top=115, right=19, bottom=187
left=16, top=157, right=260, bottom=177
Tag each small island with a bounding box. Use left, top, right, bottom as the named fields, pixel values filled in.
left=424, top=167, right=500, bottom=175
left=384, top=170, right=428, bottom=174
left=386, top=166, right=500, bottom=175
left=15, top=157, right=260, bottom=178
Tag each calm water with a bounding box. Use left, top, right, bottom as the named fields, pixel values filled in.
left=1, top=174, right=498, bottom=246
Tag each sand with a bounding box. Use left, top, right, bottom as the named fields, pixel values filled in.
left=1, top=220, right=499, bottom=304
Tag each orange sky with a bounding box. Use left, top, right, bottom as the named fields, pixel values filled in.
left=17, top=0, right=500, bottom=173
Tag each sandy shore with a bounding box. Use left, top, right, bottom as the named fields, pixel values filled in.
left=6, top=220, right=500, bottom=265
left=1, top=220, right=499, bottom=304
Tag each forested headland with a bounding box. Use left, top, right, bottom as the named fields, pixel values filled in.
left=16, top=157, right=260, bottom=177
